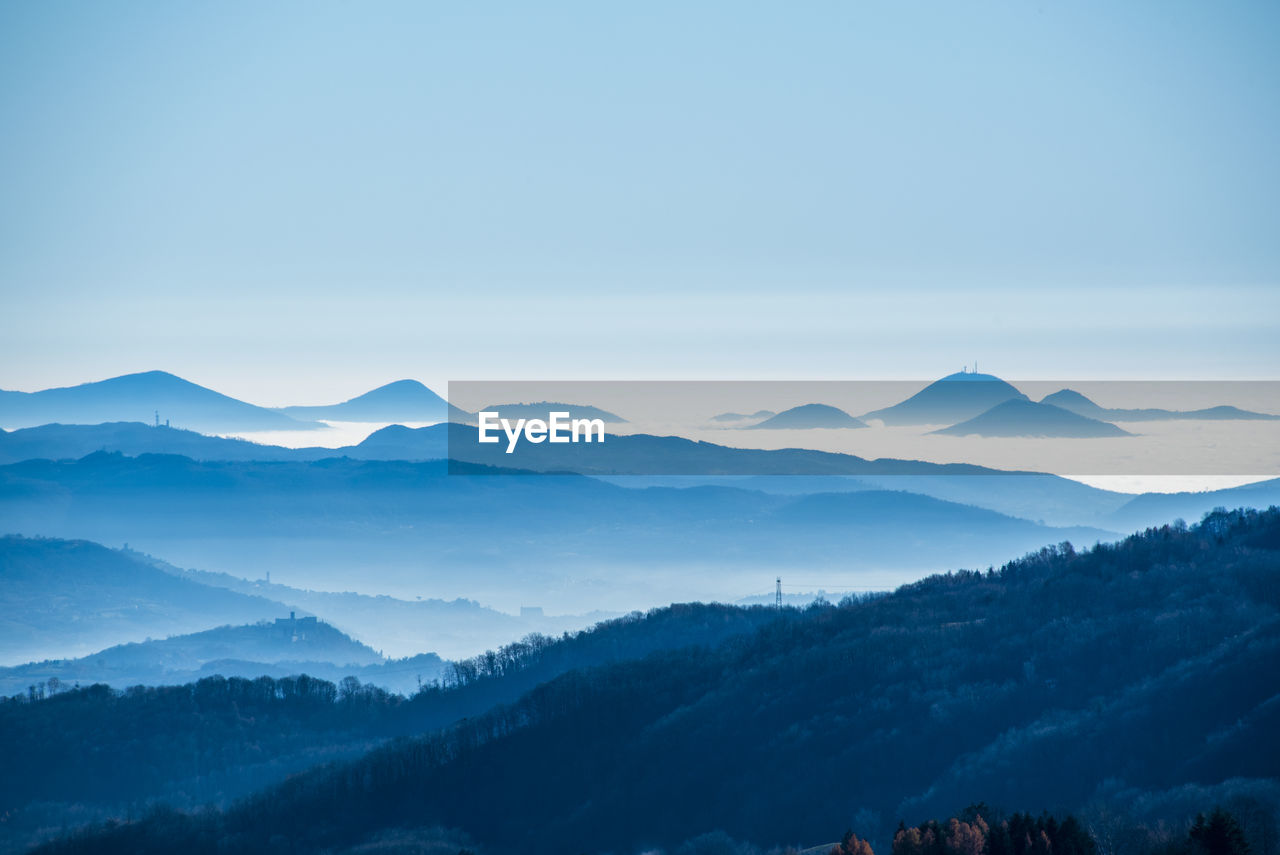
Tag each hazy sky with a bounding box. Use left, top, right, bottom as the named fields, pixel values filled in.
left=2, top=1, right=1277, bottom=405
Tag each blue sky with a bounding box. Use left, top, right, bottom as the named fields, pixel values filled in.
left=1, top=1, right=1277, bottom=404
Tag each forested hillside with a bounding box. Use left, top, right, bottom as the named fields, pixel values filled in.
left=21, top=508, right=1280, bottom=855
left=0, top=619, right=442, bottom=696
left=0, top=603, right=781, bottom=853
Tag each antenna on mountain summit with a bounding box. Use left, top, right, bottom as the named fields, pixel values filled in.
left=154, top=410, right=159, bottom=427
left=776, top=577, right=782, bottom=609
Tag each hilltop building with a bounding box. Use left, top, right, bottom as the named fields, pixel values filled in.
left=273, top=611, right=317, bottom=642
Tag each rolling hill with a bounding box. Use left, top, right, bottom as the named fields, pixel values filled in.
left=0, top=618, right=447, bottom=697
left=0, top=536, right=293, bottom=665
left=1105, top=476, right=1280, bottom=531
left=0, top=534, right=611, bottom=664
left=152, top=557, right=618, bottom=661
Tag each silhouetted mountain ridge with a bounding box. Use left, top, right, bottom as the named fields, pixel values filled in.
left=278, top=380, right=469, bottom=423
left=933, top=399, right=1132, bottom=438
left=1040, top=388, right=1280, bottom=421
left=0, top=619, right=448, bottom=696
left=710, top=410, right=776, bottom=423
left=746, top=403, right=868, bottom=430
left=0, top=371, right=321, bottom=433
left=1105, top=477, right=1280, bottom=531
left=0, top=420, right=1148, bottom=527
left=0, top=452, right=1119, bottom=619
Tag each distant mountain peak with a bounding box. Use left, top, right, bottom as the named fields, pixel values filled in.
left=372, top=379, right=429, bottom=391
left=1040, top=388, right=1102, bottom=411
left=34, top=370, right=202, bottom=393
left=937, top=370, right=1008, bottom=383
left=934, top=398, right=1132, bottom=438
left=278, top=380, right=467, bottom=423
left=747, top=403, right=867, bottom=430
left=861, top=371, right=1026, bottom=426
left=118, top=369, right=182, bottom=380
left=345, top=379, right=436, bottom=401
